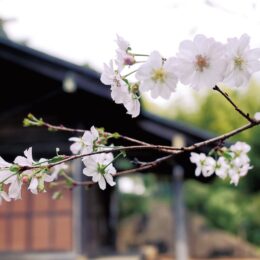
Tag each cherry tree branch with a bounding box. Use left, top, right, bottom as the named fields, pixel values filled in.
left=213, top=85, right=256, bottom=123
left=60, top=154, right=173, bottom=188
left=39, top=120, right=152, bottom=146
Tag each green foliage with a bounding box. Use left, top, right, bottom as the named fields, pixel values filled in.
left=185, top=180, right=260, bottom=245
left=145, top=80, right=260, bottom=191
left=119, top=192, right=150, bottom=219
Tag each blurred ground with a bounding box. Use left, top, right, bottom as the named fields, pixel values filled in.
left=116, top=202, right=260, bottom=259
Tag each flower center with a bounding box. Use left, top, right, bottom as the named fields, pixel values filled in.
left=234, top=56, right=244, bottom=70
left=195, top=55, right=209, bottom=72
left=152, top=68, right=166, bottom=83
left=97, top=163, right=106, bottom=175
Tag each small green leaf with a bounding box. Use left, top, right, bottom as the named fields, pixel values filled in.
left=48, top=155, right=65, bottom=164
left=112, top=132, right=120, bottom=139
left=222, top=151, right=233, bottom=161
left=9, top=164, right=20, bottom=173
left=65, top=179, right=73, bottom=188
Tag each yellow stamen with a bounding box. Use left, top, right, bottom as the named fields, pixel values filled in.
left=234, top=56, right=244, bottom=70
left=152, top=68, right=166, bottom=83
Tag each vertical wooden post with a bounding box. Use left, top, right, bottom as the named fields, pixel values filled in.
left=72, top=159, right=88, bottom=258
left=172, top=134, right=189, bottom=260
left=173, top=165, right=189, bottom=260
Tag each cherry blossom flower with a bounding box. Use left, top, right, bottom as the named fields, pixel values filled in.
left=69, top=126, right=99, bottom=154
left=0, top=157, right=14, bottom=185
left=14, top=147, right=34, bottom=167
left=230, top=141, right=251, bottom=155
left=136, top=51, right=178, bottom=99
left=8, top=177, right=22, bottom=200
left=115, top=35, right=135, bottom=69
left=116, top=34, right=130, bottom=52
left=173, top=35, right=226, bottom=89
left=228, top=161, right=252, bottom=186
left=123, top=93, right=140, bottom=118
left=223, top=34, right=260, bottom=88
left=100, top=60, right=140, bottom=117
left=190, top=152, right=216, bottom=177
left=100, top=60, right=129, bottom=104
left=83, top=153, right=116, bottom=190
left=14, top=148, right=58, bottom=195
left=50, top=163, right=68, bottom=180
left=215, top=156, right=230, bottom=179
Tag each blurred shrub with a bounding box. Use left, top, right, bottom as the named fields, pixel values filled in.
left=185, top=179, right=260, bottom=245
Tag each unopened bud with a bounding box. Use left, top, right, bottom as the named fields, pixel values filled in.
left=124, top=54, right=135, bottom=66
left=131, top=83, right=139, bottom=94
left=22, top=176, right=29, bottom=184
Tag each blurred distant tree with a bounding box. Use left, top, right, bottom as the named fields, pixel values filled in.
left=144, top=80, right=260, bottom=191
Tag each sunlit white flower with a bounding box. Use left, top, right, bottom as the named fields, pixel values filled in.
left=116, top=34, right=129, bottom=51
left=230, top=141, right=250, bottom=156
left=136, top=51, right=178, bottom=99
left=101, top=60, right=122, bottom=86
left=215, top=156, right=230, bottom=179
left=50, top=163, right=68, bottom=180
left=0, top=157, right=14, bottom=184
left=123, top=94, right=140, bottom=118
left=190, top=152, right=216, bottom=177
left=100, top=60, right=130, bottom=103
left=223, top=34, right=260, bottom=88
left=69, top=126, right=99, bottom=154
left=111, top=81, right=129, bottom=105
left=116, top=50, right=135, bottom=70
left=8, top=177, right=22, bottom=200
left=14, top=147, right=34, bottom=167
left=228, top=161, right=252, bottom=186
left=83, top=153, right=116, bottom=190
left=115, top=35, right=135, bottom=69
left=173, top=34, right=226, bottom=89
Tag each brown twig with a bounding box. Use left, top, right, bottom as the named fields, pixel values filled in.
left=60, top=154, right=173, bottom=188
left=213, top=85, right=256, bottom=123
left=42, top=121, right=152, bottom=146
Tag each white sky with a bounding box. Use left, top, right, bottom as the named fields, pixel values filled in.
left=0, top=0, right=260, bottom=108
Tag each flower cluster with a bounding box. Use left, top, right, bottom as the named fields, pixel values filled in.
left=0, top=147, right=67, bottom=204
left=69, top=126, right=117, bottom=190
left=190, top=141, right=252, bottom=185
left=101, top=34, right=260, bottom=118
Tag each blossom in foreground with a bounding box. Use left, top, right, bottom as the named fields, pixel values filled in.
left=190, top=152, right=216, bottom=177
left=101, top=60, right=140, bottom=117
left=123, top=93, right=140, bottom=118
left=0, top=156, right=22, bottom=200
left=69, top=126, right=99, bottom=154
left=14, top=147, right=34, bottom=167
left=215, top=157, right=229, bottom=179
left=223, top=34, right=260, bottom=88
left=115, top=35, right=135, bottom=69
left=173, top=35, right=226, bottom=89
left=190, top=142, right=252, bottom=185
left=14, top=148, right=58, bottom=195
left=83, top=153, right=116, bottom=190
left=100, top=60, right=129, bottom=105
left=136, top=51, right=178, bottom=99
left=50, top=163, right=68, bottom=180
